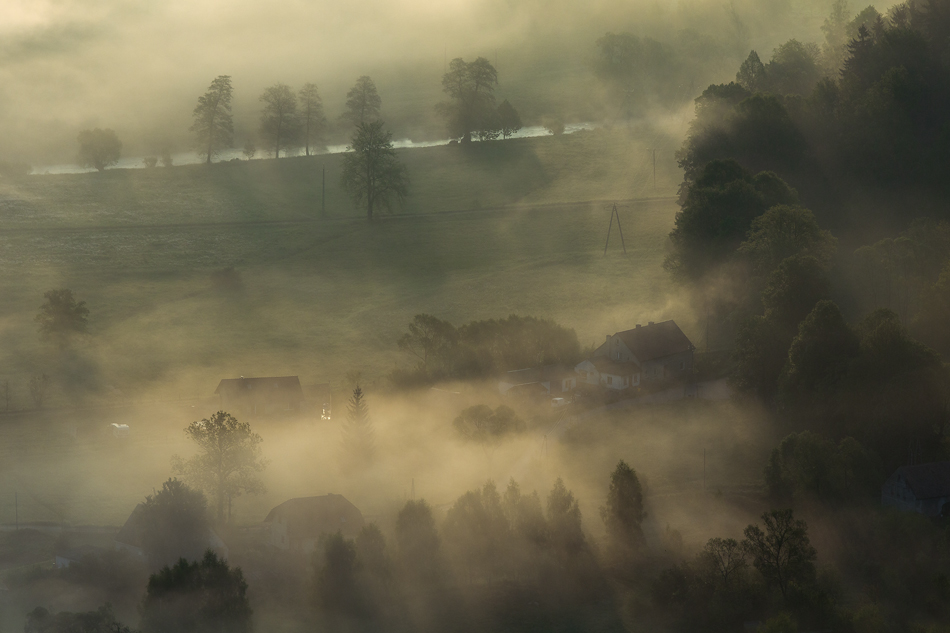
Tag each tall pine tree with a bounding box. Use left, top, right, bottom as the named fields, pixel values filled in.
left=341, top=385, right=376, bottom=470
left=600, top=460, right=646, bottom=556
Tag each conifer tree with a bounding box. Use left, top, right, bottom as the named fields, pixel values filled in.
left=341, top=385, right=376, bottom=469
left=600, top=460, right=646, bottom=555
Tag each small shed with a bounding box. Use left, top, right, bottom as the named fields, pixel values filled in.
left=881, top=461, right=950, bottom=516
left=264, top=494, right=364, bottom=555
left=214, top=376, right=304, bottom=416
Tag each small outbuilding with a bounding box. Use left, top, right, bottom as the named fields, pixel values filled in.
left=498, top=365, right=577, bottom=397
left=881, top=461, right=950, bottom=517
left=264, top=494, right=364, bottom=555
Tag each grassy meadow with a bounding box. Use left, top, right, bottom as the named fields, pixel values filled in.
left=0, top=127, right=687, bottom=402
left=0, top=125, right=763, bottom=541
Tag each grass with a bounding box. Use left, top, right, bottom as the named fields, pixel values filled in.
left=2, top=127, right=681, bottom=227
left=0, top=125, right=722, bottom=540
left=0, top=127, right=688, bottom=402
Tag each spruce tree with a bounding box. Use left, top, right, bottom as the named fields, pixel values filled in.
left=600, top=460, right=646, bottom=555
left=341, top=385, right=376, bottom=469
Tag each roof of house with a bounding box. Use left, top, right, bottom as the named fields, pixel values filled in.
left=890, top=462, right=950, bottom=500
left=590, top=357, right=639, bottom=376
left=264, top=494, right=364, bottom=539
left=215, top=376, right=304, bottom=398
left=616, top=320, right=693, bottom=362
left=115, top=503, right=146, bottom=549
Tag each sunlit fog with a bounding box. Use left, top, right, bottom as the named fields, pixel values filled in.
left=2, top=0, right=949, bottom=631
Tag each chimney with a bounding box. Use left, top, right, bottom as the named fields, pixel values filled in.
left=635, top=324, right=641, bottom=329
left=648, top=321, right=654, bottom=326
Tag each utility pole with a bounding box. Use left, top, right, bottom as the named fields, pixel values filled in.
left=321, top=166, right=326, bottom=215
left=648, top=148, right=656, bottom=189
left=603, top=203, right=627, bottom=255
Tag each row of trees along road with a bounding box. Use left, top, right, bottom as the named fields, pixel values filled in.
left=191, top=74, right=382, bottom=163
left=437, top=57, right=522, bottom=142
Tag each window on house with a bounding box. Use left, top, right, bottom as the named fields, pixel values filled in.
left=607, top=376, right=613, bottom=385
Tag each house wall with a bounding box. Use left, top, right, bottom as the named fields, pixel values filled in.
left=882, top=477, right=950, bottom=516
left=601, top=373, right=636, bottom=390
left=641, top=350, right=693, bottom=381
left=269, top=517, right=290, bottom=550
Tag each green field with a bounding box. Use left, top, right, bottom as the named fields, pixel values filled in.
left=0, top=127, right=688, bottom=404
left=0, top=126, right=736, bottom=533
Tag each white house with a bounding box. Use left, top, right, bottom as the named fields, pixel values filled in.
left=882, top=461, right=950, bottom=517
left=264, top=494, right=364, bottom=555
left=575, top=357, right=640, bottom=390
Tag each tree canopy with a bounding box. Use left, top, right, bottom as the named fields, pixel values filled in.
left=340, top=121, right=409, bottom=220
left=259, top=83, right=300, bottom=158
left=600, top=460, right=646, bottom=556
left=140, top=478, right=211, bottom=569
left=141, top=551, right=251, bottom=633
left=76, top=128, right=121, bottom=172
left=341, top=385, right=375, bottom=470
left=437, top=57, right=499, bottom=142
left=35, top=288, right=89, bottom=348
left=191, top=75, right=233, bottom=164
left=341, top=76, right=381, bottom=128
left=172, top=411, right=265, bottom=523
left=298, top=83, right=326, bottom=156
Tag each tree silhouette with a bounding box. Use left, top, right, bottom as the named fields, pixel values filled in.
left=36, top=289, right=89, bottom=349
left=298, top=83, right=327, bottom=156
left=497, top=99, right=522, bottom=139
left=600, top=460, right=646, bottom=555
left=437, top=57, right=499, bottom=142
left=141, top=551, right=251, bottom=633
left=259, top=83, right=299, bottom=158
left=172, top=411, right=265, bottom=523
left=340, top=121, right=409, bottom=221
left=191, top=76, right=233, bottom=164
left=742, top=509, right=816, bottom=600
left=341, top=386, right=376, bottom=470
left=76, top=128, right=121, bottom=172
left=140, top=478, right=210, bottom=569
left=341, top=76, right=381, bottom=128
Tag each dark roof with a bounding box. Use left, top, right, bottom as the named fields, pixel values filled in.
left=264, top=494, right=364, bottom=539
left=616, top=320, right=693, bottom=362
left=115, top=504, right=146, bottom=549
left=892, top=462, right=950, bottom=500
left=591, top=357, right=639, bottom=376
left=215, top=376, right=304, bottom=397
